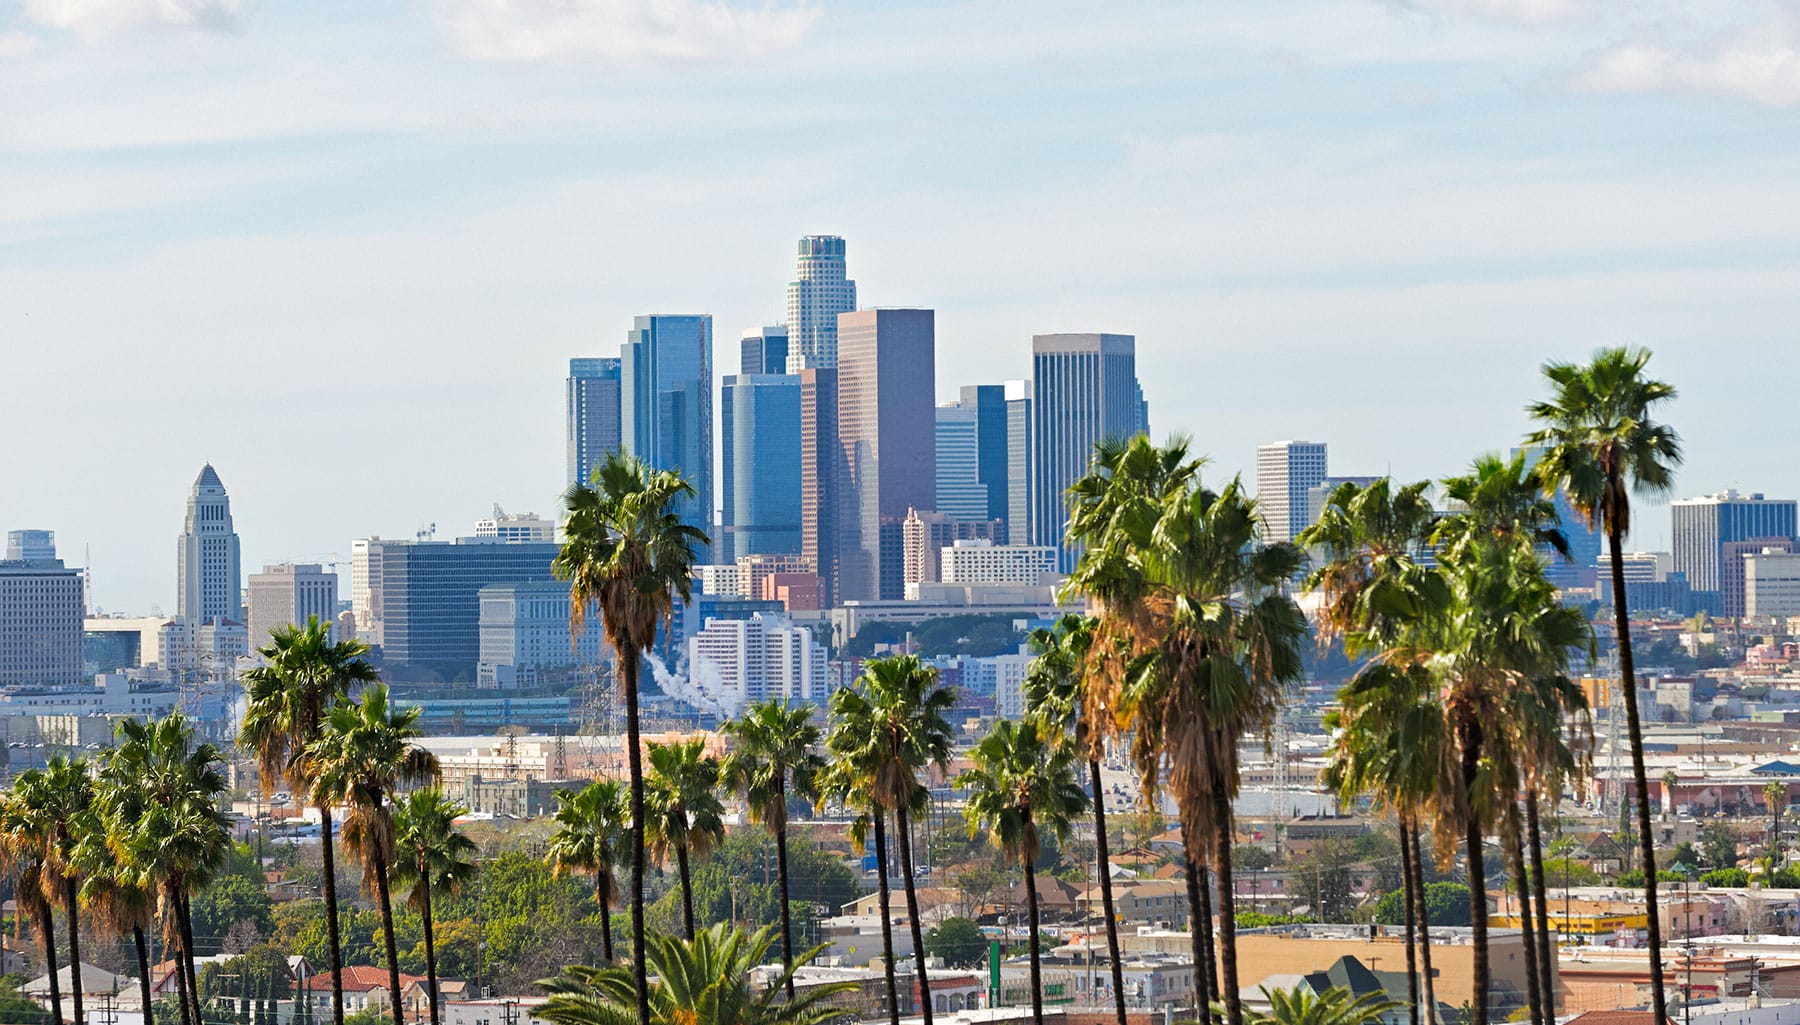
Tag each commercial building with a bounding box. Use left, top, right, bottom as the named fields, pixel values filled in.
left=566, top=356, right=622, bottom=486
left=0, top=539, right=84, bottom=686
left=784, top=235, right=856, bottom=371
left=1745, top=550, right=1800, bottom=618
left=1029, top=334, right=1149, bottom=571
left=475, top=580, right=605, bottom=687
left=934, top=403, right=989, bottom=521
left=991, top=649, right=1033, bottom=719
left=246, top=563, right=339, bottom=649
left=958, top=384, right=1012, bottom=535
left=686, top=613, right=829, bottom=713
left=720, top=373, right=803, bottom=561
left=940, top=539, right=1059, bottom=586
left=1257, top=441, right=1330, bottom=542
left=621, top=314, right=714, bottom=560
left=1672, top=491, right=1798, bottom=610
left=799, top=368, right=842, bottom=606
left=1005, top=379, right=1032, bottom=546
left=473, top=509, right=555, bottom=542
left=376, top=538, right=564, bottom=682
left=837, top=308, right=937, bottom=602
left=901, top=508, right=1004, bottom=589
left=83, top=616, right=187, bottom=674
left=350, top=537, right=387, bottom=646
left=5, top=530, right=55, bottom=561
left=740, top=325, right=789, bottom=376
left=176, top=464, right=242, bottom=625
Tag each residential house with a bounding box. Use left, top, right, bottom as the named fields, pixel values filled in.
left=300, top=966, right=426, bottom=1015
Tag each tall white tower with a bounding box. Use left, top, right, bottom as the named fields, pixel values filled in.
left=784, top=235, right=857, bottom=371
left=177, top=464, right=242, bottom=625
left=1256, top=441, right=1329, bottom=542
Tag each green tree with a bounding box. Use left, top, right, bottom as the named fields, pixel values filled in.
left=644, top=737, right=725, bottom=941
left=0, top=790, right=63, bottom=1025
left=555, top=451, right=706, bottom=1025
left=1527, top=345, right=1682, bottom=1025
left=959, top=719, right=1089, bottom=1025
left=0, top=975, right=43, bottom=1025
left=241, top=617, right=379, bottom=1025
left=925, top=917, right=986, bottom=968
left=189, top=874, right=277, bottom=954
left=549, top=780, right=629, bottom=963
left=722, top=699, right=824, bottom=999
left=307, top=684, right=440, bottom=1025
left=392, top=790, right=476, bottom=1025
left=1700, top=822, right=1739, bottom=870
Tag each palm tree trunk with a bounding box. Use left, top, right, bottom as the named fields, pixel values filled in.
left=1410, top=823, right=1439, bottom=1025
left=596, top=874, right=613, bottom=964
left=63, top=877, right=84, bottom=1025
left=1089, top=759, right=1127, bottom=1025
left=1399, top=821, right=1420, bottom=1025
left=1610, top=523, right=1667, bottom=1025
left=775, top=804, right=797, bottom=1001
left=675, top=838, right=695, bottom=941
left=1461, top=743, right=1489, bottom=1025
left=622, top=649, right=650, bottom=1025
left=1507, top=821, right=1544, bottom=1025
left=318, top=805, right=347, bottom=1025
left=1022, top=844, right=1044, bottom=1025
left=1210, top=777, right=1243, bottom=1025
left=164, top=884, right=191, bottom=1025
left=1526, top=794, right=1555, bottom=1021
left=893, top=802, right=934, bottom=1025
left=135, top=926, right=154, bottom=1025
left=872, top=812, right=900, bottom=1025
left=179, top=891, right=203, bottom=1025
left=421, top=871, right=440, bottom=1025
left=372, top=851, right=403, bottom=1025
left=37, top=895, right=62, bottom=1025
left=1181, top=819, right=1215, bottom=1023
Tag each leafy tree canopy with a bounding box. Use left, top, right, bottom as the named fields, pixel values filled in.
left=926, top=917, right=986, bottom=968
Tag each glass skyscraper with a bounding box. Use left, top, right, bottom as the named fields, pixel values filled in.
left=1671, top=490, right=1798, bottom=611
left=740, top=326, right=789, bottom=376
left=621, top=314, right=714, bottom=559
left=837, top=308, right=936, bottom=601
left=935, top=404, right=990, bottom=521
left=721, top=373, right=803, bottom=562
left=785, top=235, right=857, bottom=371
left=1028, top=334, right=1149, bottom=571
left=566, top=356, right=621, bottom=486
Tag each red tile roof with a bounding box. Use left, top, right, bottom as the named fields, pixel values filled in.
left=301, top=967, right=425, bottom=994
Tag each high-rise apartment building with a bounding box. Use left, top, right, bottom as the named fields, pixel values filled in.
left=5, top=530, right=56, bottom=562
left=246, top=563, right=339, bottom=649
left=958, top=385, right=1011, bottom=531
left=799, top=368, right=841, bottom=606
left=688, top=613, right=829, bottom=713
left=935, top=404, right=989, bottom=521
left=1671, top=490, right=1799, bottom=609
left=176, top=464, right=242, bottom=625
left=784, top=235, right=857, bottom=371
left=621, top=314, right=713, bottom=559
left=837, top=309, right=937, bottom=602
left=1029, top=334, right=1148, bottom=571
left=721, top=374, right=803, bottom=562
left=566, top=357, right=622, bottom=486
left=902, top=508, right=1004, bottom=588
left=740, top=326, right=790, bottom=376
left=1256, top=442, right=1330, bottom=542
left=0, top=536, right=84, bottom=685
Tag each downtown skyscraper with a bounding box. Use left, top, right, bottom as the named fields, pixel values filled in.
left=1256, top=441, right=1329, bottom=542
left=1027, top=333, right=1148, bottom=571
left=621, top=314, right=714, bottom=559
left=784, top=235, right=857, bottom=371
left=566, top=356, right=622, bottom=486
left=721, top=372, right=803, bottom=562
left=837, top=308, right=936, bottom=601
left=177, top=463, right=242, bottom=625
left=1671, top=489, right=1798, bottom=613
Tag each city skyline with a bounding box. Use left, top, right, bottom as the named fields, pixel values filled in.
left=7, top=3, right=1798, bottom=611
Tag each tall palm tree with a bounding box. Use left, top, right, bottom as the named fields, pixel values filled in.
left=1065, top=436, right=1308, bottom=1025
left=813, top=770, right=899, bottom=1025
left=1022, top=613, right=1128, bottom=1025
left=1526, top=345, right=1681, bottom=1025
left=240, top=617, right=379, bottom=1025
left=958, top=719, right=1089, bottom=1025
left=12, top=754, right=95, bottom=1025
left=392, top=790, right=476, bottom=1025
left=307, top=684, right=441, bottom=1025
left=556, top=451, right=706, bottom=1025
left=549, top=780, right=630, bottom=963
left=1768, top=780, right=1787, bottom=868
left=536, top=924, right=856, bottom=1025
left=0, top=792, right=62, bottom=1025
left=643, top=738, right=725, bottom=941
left=826, top=655, right=954, bottom=1025
left=721, top=699, right=824, bottom=998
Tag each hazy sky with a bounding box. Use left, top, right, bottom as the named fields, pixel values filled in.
left=4, top=0, right=1799, bottom=614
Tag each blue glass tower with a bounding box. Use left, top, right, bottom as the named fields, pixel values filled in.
left=621, top=314, right=714, bottom=559
left=720, top=374, right=803, bottom=562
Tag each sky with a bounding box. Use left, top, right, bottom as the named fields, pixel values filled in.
left=4, top=0, right=1799, bottom=614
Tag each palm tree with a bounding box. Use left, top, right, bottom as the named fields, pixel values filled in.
left=0, top=792, right=62, bottom=1025
left=721, top=699, right=825, bottom=997
left=1526, top=345, right=1681, bottom=1025
left=240, top=617, right=379, bottom=1025
left=548, top=780, right=630, bottom=963
left=826, top=655, right=955, bottom=1025
left=536, top=924, right=856, bottom=1025
left=958, top=719, right=1089, bottom=1025
left=1065, top=435, right=1308, bottom=1025
left=307, top=684, right=440, bottom=1025
left=643, top=737, right=725, bottom=941
left=392, top=790, right=476, bottom=1025
left=12, top=754, right=95, bottom=1025
left=1664, top=770, right=1680, bottom=820
left=813, top=770, right=899, bottom=1025
left=556, top=451, right=706, bottom=1025
left=1767, top=780, right=1787, bottom=868
left=1023, top=613, right=1128, bottom=1025
left=1245, top=984, right=1401, bottom=1025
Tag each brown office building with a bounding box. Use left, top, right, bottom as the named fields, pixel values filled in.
left=836, top=309, right=937, bottom=602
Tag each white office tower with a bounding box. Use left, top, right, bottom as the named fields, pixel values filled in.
left=687, top=613, right=829, bottom=714
left=246, top=563, right=339, bottom=649
left=939, top=539, right=1059, bottom=586
left=991, top=649, right=1034, bottom=720
left=473, top=508, right=556, bottom=542
left=1256, top=441, right=1329, bottom=542
left=176, top=464, right=243, bottom=625
left=784, top=235, right=857, bottom=371
left=350, top=538, right=386, bottom=646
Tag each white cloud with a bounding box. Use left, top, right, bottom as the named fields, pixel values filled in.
left=1391, top=0, right=1589, bottom=25
left=430, top=0, right=820, bottom=63
left=1578, top=39, right=1800, bottom=106
left=21, top=0, right=243, bottom=37
left=0, top=30, right=42, bottom=57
